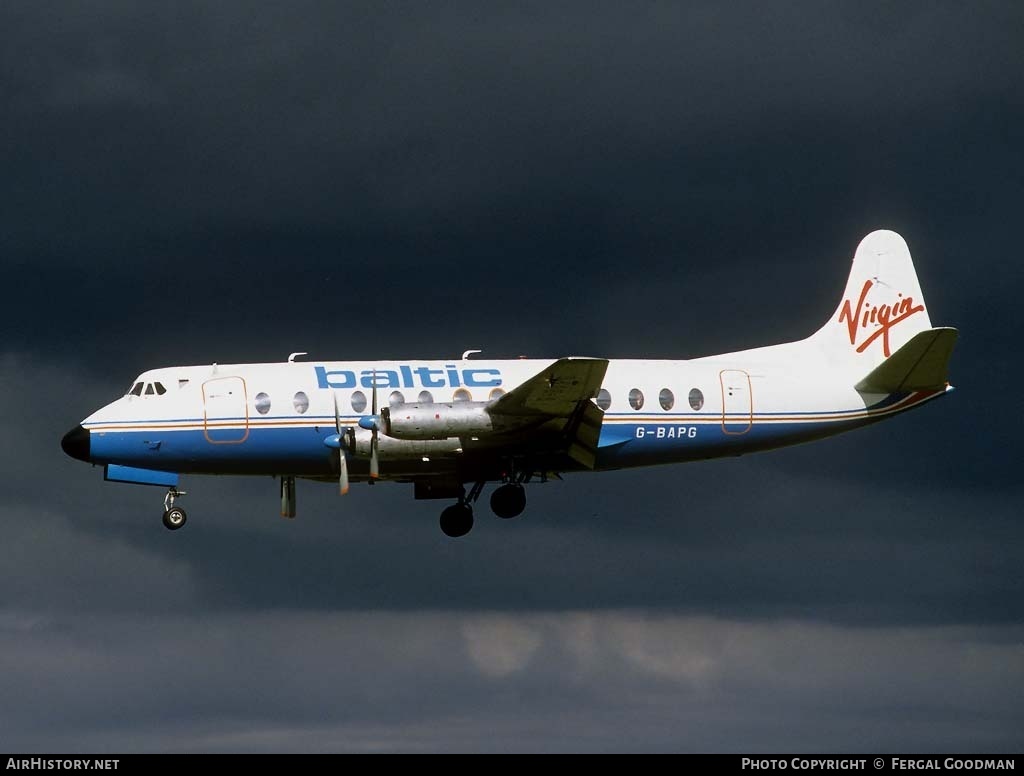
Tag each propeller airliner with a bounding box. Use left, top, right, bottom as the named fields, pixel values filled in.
left=62, top=230, right=957, bottom=537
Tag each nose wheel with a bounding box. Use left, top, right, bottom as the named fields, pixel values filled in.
left=162, top=488, right=188, bottom=531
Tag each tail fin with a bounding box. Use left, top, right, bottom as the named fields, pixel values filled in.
left=808, top=230, right=942, bottom=376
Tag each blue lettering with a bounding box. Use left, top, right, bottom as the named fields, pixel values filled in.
left=315, top=366, right=356, bottom=389
left=463, top=368, right=501, bottom=387
left=399, top=365, right=415, bottom=388
left=414, top=366, right=446, bottom=388
left=360, top=370, right=400, bottom=389
left=448, top=364, right=464, bottom=389
left=315, top=364, right=503, bottom=390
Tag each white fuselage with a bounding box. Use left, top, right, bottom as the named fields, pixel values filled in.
left=80, top=347, right=947, bottom=481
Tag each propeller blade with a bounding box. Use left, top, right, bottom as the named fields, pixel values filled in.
left=334, top=392, right=350, bottom=494
left=370, top=370, right=379, bottom=479
left=339, top=448, right=350, bottom=495
left=369, top=432, right=380, bottom=479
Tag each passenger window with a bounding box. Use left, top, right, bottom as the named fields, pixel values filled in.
left=489, top=388, right=506, bottom=401
left=154, top=382, right=167, bottom=396
left=659, top=388, right=674, bottom=411
left=418, top=390, right=434, bottom=404
left=144, top=384, right=155, bottom=396
left=293, top=391, right=309, bottom=414
left=453, top=388, right=472, bottom=402
left=351, top=391, right=367, bottom=413
left=389, top=391, right=405, bottom=407
left=628, top=388, right=644, bottom=411
left=254, top=392, right=271, bottom=415
left=688, top=388, right=704, bottom=412
left=595, top=388, right=611, bottom=411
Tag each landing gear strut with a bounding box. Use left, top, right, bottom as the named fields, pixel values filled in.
left=162, top=487, right=187, bottom=531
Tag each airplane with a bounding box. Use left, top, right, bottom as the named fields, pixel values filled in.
left=61, top=229, right=957, bottom=537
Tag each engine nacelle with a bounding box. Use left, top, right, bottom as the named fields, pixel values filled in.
left=351, top=428, right=463, bottom=459
left=384, top=402, right=496, bottom=440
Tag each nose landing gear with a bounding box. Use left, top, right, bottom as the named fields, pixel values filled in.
left=162, top=488, right=188, bottom=531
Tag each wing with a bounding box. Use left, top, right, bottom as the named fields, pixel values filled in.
left=488, top=357, right=609, bottom=468
left=489, top=357, right=609, bottom=417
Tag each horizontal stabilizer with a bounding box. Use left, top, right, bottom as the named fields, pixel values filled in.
left=854, top=327, right=958, bottom=394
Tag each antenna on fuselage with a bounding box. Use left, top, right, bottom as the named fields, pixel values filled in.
left=288, top=352, right=308, bottom=363
left=461, top=349, right=482, bottom=360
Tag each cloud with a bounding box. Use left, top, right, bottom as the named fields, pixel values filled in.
left=1, top=3, right=1021, bottom=751
left=0, top=504, right=198, bottom=613
left=46, top=66, right=161, bottom=109
left=461, top=615, right=544, bottom=677
left=0, top=611, right=1021, bottom=751
left=3, top=4, right=1022, bottom=262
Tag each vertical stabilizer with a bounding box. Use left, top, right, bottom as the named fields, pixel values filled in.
left=808, top=230, right=934, bottom=372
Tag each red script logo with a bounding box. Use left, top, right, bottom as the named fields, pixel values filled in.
left=838, top=280, right=924, bottom=357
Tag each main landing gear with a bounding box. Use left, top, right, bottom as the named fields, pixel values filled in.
left=162, top=488, right=187, bottom=531
left=439, top=502, right=474, bottom=538
left=439, top=480, right=483, bottom=538
left=438, top=476, right=529, bottom=538
left=490, top=483, right=526, bottom=519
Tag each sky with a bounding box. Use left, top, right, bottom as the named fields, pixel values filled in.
left=2, top=1, right=1023, bottom=753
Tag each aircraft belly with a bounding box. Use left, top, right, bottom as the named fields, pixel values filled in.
left=89, top=425, right=468, bottom=478
left=90, top=427, right=334, bottom=476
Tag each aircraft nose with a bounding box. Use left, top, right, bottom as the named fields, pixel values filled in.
left=61, top=424, right=91, bottom=462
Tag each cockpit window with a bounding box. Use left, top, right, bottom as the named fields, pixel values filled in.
left=154, top=382, right=167, bottom=396
left=144, top=384, right=155, bottom=396
left=129, top=382, right=144, bottom=397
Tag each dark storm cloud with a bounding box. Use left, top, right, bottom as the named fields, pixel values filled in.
left=1, top=611, right=1021, bottom=752
left=3, top=2, right=1022, bottom=366
left=2, top=1, right=1022, bottom=752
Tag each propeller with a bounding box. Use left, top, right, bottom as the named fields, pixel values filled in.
left=357, top=373, right=381, bottom=480
left=325, top=376, right=385, bottom=491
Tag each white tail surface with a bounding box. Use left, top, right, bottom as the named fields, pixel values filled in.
left=807, top=230, right=934, bottom=374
